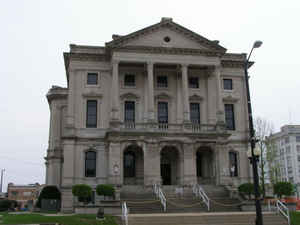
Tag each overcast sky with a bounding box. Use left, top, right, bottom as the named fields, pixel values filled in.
left=0, top=0, right=299, bottom=191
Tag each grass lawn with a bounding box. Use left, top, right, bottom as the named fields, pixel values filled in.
left=291, top=211, right=300, bottom=225
left=0, top=213, right=118, bottom=225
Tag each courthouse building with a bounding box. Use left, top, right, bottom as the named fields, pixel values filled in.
left=45, top=18, right=251, bottom=211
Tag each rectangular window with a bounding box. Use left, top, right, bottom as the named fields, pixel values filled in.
left=189, top=77, right=199, bottom=88
left=157, top=76, right=168, bottom=88
left=124, top=101, right=135, bottom=123
left=229, top=152, right=238, bottom=177
left=124, top=74, right=135, bottom=87
left=285, top=136, right=290, bottom=144
left=296, top=136, right=300, bottom=142
left=190, top=103, right=200, bottom=124
left=223, top=79, right=233, bottom=90
left=87, top=73, right=98, bottom=85
left=86, top=100, right=97, bottom=128
left=286, top=146, right=291, bottom=154
left=297, top=146, right=300, bottom=153
left=158, top=102, right=168, bottom=123
left=225, top=104, right=235, bottom=130
left=298, top=155, right=300, bottom=162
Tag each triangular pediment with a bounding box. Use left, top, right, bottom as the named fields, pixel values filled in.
left=106, top=18, right=226, bottom=53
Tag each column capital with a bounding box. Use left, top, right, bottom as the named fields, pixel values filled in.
left=181, top=63, right=189, bottom=68
left=147, top=61, right=154, bottom=67
left=112, top=60, right=120, bottom=66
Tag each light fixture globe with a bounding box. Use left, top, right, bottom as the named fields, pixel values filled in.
left=254, top=147, right=261, bottom=157
left=253, top=40, right=263, bottom=48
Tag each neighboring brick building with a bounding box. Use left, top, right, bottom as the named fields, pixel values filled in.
left=7, top=183, right=42, bottom=208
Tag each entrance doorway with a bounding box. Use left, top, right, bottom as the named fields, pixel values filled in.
left=161, top=164, right=171, bottom=185
left=160, top=146, right=180, bottom=185
left=196, top=147, right=214, bottom=184
left=123, top=145, right=144, bottom=185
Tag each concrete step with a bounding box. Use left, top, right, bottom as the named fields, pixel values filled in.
left=125, top=212, right=288, bottom=225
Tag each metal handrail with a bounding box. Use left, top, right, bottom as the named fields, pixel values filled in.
left=153, top=184, right=167, bottom=212
left=276, top=200, right=290, bottom=225
left=193, top=184, right=210, bottom=211
left=122, top=201, right=128, bottom=225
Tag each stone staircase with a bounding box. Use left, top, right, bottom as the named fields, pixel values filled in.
left=121, top=185, right=241, bottom=213
left=125, top=212, right=288, bottom=225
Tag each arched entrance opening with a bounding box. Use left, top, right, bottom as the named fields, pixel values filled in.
left=196, top=146, right=214, bottom=184
left=160, top=146, right=181, bottom=185
left=123, top=145, right=144, bottom=185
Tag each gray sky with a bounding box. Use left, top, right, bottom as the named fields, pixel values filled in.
left=1, top=0, right=299, bottom=191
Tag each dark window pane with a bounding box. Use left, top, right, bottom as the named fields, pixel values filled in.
left=229, top=152, right=238, bottom=177
left=190, top=103, right=200, bottom=124
left=124, top=151, right=135, bottom=177
left=225, top=104, right=235, bottom=130
left=124, top=74, right=135, bottom=86
left=87, top=73, right=98, bottom=85
left=86, top=100, right=97, bottom=128
left=158, top=102, right=168, bottom=123
left=85, top=151, right=96, bottom=177
left=157, top=76, right=168, bottom=88
left=124, top=101, right=135, bottom=123
left=189, top=77, right=199, bottom=88
left=223, top=79, right=233, bottom=90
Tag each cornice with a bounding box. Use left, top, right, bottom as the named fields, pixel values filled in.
left=46, top=86, right=68, bottom=102
left=120, top=92, right=140, bottom=100
left=112, top=45, right=223, bottom=57
left=65, top=52, right=110, bottom=62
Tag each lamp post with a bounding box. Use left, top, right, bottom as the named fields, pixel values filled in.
left=0, top=169, right=5, bottom=193
left=244, top=40, right=263, bottom=225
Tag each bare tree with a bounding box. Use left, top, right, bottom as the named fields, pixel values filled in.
left=254, top=117, right=274, bottom=198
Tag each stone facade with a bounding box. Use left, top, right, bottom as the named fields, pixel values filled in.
left=45, top=18, right=251, bottom=212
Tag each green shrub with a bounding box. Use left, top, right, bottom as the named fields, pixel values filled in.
left=36, top=185, right=61, bottom=208
left=96, top=184, right=115, bottom=198
left=0, top=199, right=18, bottom=211
left=238, top=183, right=254, bottom=199
left=72, top=184, right=92, bottom=204
left=273, top=182, right=294, bottom=199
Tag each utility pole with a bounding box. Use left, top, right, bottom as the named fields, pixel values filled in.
left=0, top=169, right=5, bottom=193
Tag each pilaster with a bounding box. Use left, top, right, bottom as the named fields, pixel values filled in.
left=147, top=62, right=155, bottom=121
left=181, top=64, right=190, bottom=122
left=183, top=143, right=197, bottom=186
left=111, top=60, right=120, bottom=121
left=144, top=143, right=161, bottom=186
left=66, top=70, right=76, bottom=128
left=108, top=142, right=122, bottom=186
left=214, top=65, right=225, bottom=124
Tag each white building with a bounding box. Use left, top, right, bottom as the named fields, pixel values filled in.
left=268, top=125, right=300, bottom=185
left=45, top=18, right=252, bottom=212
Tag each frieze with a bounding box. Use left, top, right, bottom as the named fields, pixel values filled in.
left=112, top=46, right=223, bottom=57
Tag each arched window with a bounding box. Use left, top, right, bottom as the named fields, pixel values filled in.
left=124, top=151, right=135, bottom=177
left=85, top=151, right=96, bottom=177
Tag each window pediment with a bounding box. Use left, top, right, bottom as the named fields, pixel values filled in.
left=120, top=92, right=140, bottom=100
left=155, top=92, right=172, bottom=100
left=189, top=94, right=203, bottom=101
left=223, top=95, right=239, bottom=103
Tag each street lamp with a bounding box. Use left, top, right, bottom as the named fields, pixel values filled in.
left=244, top=40, right=263, bottom=225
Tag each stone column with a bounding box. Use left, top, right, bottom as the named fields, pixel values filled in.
left=143, top=71, right=148, bottom=122
left=108, top=142, right=122, bottom=185
left=144, top=143, right=161, bottom=186
left=176, top=72, right=183, bottom=123
left=214, top=65, right=225, bottom=123
left=181, top=64, right=190, bottom=122
left=62, top=140, right=75, bottom=186
left=147, top=62, right=155, bottom=121
left=206, top=71, right=217, bottom=124
left=183, top=143, right=197, bottom=186
left=66, top=70, right=76, bottom=128
left=111, top=60, right=120, bottom=121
